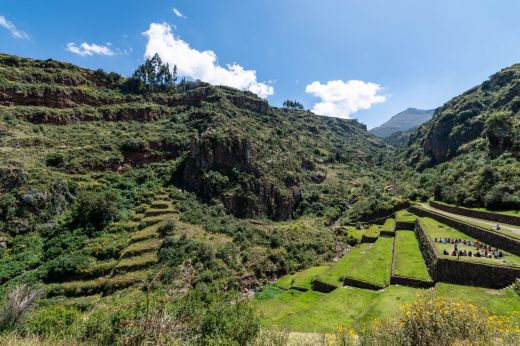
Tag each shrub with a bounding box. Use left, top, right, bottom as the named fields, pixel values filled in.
left=70, top=190, right=122, bottom=233
left=0, top=285, right=43, bottom=332
left=357, top=296, right=520, bottom=346
left=25, top=305, right=80, bottom=338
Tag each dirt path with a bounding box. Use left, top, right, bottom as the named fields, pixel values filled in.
left=419, top=203, right=520, bottom=236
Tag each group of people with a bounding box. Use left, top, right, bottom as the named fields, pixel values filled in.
left=434, top=237, right=504, bottom=259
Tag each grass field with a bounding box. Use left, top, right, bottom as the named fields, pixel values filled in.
left=274, top=265, right=330, bottom=290
left=393, top=231, right=432, bottom=281
left=395, top=209, right=417, bottom=223
left=344, top=226, right=365, bottom=242
left=314, top=243, right=372, bottom=287
left=433, top=200, right=520, bottom=218
left=364, top=218, right=395, bottom=238
left=255, top=283, right=520, bottom=333
left=419, top=217, right=520, bottom=267
left=346, top=237, right=393, bottom=287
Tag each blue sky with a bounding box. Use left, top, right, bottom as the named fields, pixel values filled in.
left=2, top=0, right=520, bottom=128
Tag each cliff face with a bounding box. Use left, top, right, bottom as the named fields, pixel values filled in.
left=405, top=64, right=520, bottom=168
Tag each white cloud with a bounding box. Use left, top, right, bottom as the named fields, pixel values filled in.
left=66, top=42, right=115, bottom=57
left=305, top=80, right=386, bottom=118
left=0, top=15, right=29, bottom=39
left=172, top=7, right=187, bottom=19
left=143, top=22, right=274, bottom=98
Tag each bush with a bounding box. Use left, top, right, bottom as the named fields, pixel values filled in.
left=25, top=305, right=80, bottom=338
left=70, top=190, right=122, bottom=233
left=357, top=296, right=520, bottom=346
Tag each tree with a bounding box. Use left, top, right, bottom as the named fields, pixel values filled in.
left=282, top=100, right=304, bottom=110
left=128, top=53, right=177, bottom=93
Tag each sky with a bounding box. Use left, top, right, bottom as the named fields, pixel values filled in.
left=2, top=0, right=520, bottom=128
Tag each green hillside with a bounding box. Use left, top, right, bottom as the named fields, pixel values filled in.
left=399, top=64, right=520, bottom=210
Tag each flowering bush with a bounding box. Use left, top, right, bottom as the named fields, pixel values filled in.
left=357, top=296, right=520, bottom=346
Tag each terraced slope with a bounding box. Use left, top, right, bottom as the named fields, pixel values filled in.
left=45, top=192, right=177, bottom=297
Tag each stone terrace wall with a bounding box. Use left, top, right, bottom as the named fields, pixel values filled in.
left=343, top=277, right=383, bottom=290
left=312, top=279, right=337, bottom=293
left=395, top=221, right=415, bottom=230
left=415, top=220, right=520, bottom=288
left=430, top=201, right=520, bottom=227
left=409, top=206, right=520, bottom=256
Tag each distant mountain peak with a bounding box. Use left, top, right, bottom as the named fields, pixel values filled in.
left=370, top=108, right=434, bottom=138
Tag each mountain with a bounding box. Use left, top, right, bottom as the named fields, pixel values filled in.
left=400, top=64, right=520, bottom=210
left=0, top=53, right=404, bottom=300
left=370, top=108, right=434, bottom=138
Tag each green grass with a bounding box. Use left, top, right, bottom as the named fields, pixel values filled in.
left=363, top=218, right=395, bottom=238
left=274, top=265, right=330, bottom=290
left=114, top=251, right=159, bottom=272
left=121, top=238, right=162, bottom=258
left=314, top=243, right=372, bottom=287
left=419, top=217, right=520, bottom=267
left=344, top=226, right=365, bottom=242
left=393, top=231, right=432, bottom=281
left=255, top=283, right=520, bottom=333
left=346, top=237, right=393, bottom=287
left=395, top=209, right=416, bottom=223
left=434, top=200, right=520, bottom=218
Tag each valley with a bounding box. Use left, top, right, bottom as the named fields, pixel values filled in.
left=0, top=52, right=518, bottom=345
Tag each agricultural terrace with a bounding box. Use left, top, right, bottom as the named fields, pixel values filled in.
left=274, top=265, right=330, bottom=290
left=393, top=231, right=432, bottom=282
left=395, top=209, right=417, bottom=223
left=314, top=243, right=372, bottom=288
left=255, top=283, right=520, bottom=333
left=345, top=236, right=393, bottom=288
left=434, top=201, right=520, bottom=218
left=420, top=217, right=520, bottom=267
left=364, top=218, right=396, bottom=238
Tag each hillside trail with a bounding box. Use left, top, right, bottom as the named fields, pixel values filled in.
left=419, top=203, right=520, bottom=235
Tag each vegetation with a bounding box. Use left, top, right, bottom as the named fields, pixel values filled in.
left=393, top=231, right=432, bottom=281
left=346, top=237, right=393, bottom=287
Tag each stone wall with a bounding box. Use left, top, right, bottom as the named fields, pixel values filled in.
left=343, top=277, right=383, bottom=290
left=430, top=201, right=520, bottom=227
left=311, top=279, right=337, bottom=293
left=409, top=206, right=520, bottom=256
left=395, top=221, right=415, bottom=230
left=414, top=219, right=520, bottom=288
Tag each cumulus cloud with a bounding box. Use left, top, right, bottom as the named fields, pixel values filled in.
left=143, top=23, right=274, bottom=98
left=0, top=15, right=29, bottom=39
left=305, top=80, right=386, bottom=118
left=66, top=42, right=115, bottom=57
left=172, top=7, right=187, bottom=19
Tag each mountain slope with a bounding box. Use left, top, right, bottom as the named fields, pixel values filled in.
left=0, top=53, right=403, bottom=297
left=400, top=64, right=520, bottom=210
left=370, top=108, right=434, bottom=138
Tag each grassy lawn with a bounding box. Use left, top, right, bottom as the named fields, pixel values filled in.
left=314, top=243, right=372, bottom=287
left=345, top=226, right=365, bottom=242
left=419, top=217, right=520, bottom=267
left=393, top=231, right=432, bottom=281
left=346, top=237, right=393, bottom=287
left=395, top=209, right=416, bottom=223
left=364, top=224, right=381, bottom=238
left=274, top=265, right=331, bottom=290
left=255, top=283, right=520, bottom=333
left=434, top=200, right=520, bottom=218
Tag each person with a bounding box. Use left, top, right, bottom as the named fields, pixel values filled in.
left=497, top=224, right=501, bottom=230
left=443, top=249, right=449, bottom=255
left=475, top=252, right=481, bottom=257
left=498, top=251, right=503, bottom=258
left=468, top=250, right=472, bottom=257
left=435, top=237, right=438, bottom=242
left=452, top=250, right=457, bottom=256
